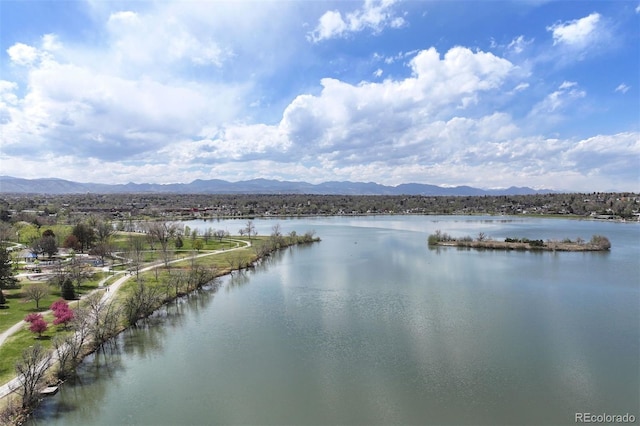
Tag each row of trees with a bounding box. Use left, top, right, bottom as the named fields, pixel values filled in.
left=9, top=293, right=122, bottom=414
left=28, top=220, right=115, bottom=260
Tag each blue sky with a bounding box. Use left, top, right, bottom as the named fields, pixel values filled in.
left=1, top=0, right=638, bottom=191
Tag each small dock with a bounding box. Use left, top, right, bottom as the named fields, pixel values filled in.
left=40, top=386, right=59, bottom=396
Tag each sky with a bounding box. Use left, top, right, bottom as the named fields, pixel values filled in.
left=0, top=0, right=639, bottom=191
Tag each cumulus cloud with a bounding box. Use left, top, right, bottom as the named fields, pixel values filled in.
left=1, top=39, right=246, bottom=162
left=106, top=10, right=230, bottom=69
left=308, top=0, right=405, bottom=42
left=547, top=13, right=602, bottom=47
left=2, top=2, right=637, bottom=192
left=184, top=47, right=522, bottom=172
left=7, top=43, right=41, bottom=66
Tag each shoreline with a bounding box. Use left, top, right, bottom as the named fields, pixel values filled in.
left=429, top=240, right=611, bottom=252
left=0, top=235, right=320, bottom=424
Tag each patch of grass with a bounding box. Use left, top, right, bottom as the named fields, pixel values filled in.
left=0, top=271, right=105, bottom=334
left=0, top=284, right=62, bottom=334
left=0, top=325, right=60, bottom=385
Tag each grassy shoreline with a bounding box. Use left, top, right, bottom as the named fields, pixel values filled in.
left=0, top=233, right=320, bottom=424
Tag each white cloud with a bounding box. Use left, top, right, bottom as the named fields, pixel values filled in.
left=308, top=0, right=405, bottom=42
left=615, top=83, right=630, bottom=94
left=0, top=43, right=246, bottom=162
left=41, top=34, right=62, bottom=52
left=529, top=81, right=586, bottom=117
left=547, top=13, right=601, bottom=47
left=1, top=2, right=637, bottom=192
left=512, top=83, right=530, bottom=92
left=106, top=9, right=230, bottom=70
left=193, top=47, right=518, bottom=168
left=507, top=35, right=533, bottom=54
left=7, top=43, right=40, bottom=66
left=310, top=10, right=347, bottom=42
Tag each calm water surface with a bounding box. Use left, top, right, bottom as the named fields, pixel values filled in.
left=29, top=216, right=639, bottom=425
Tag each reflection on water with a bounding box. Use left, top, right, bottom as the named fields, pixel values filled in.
left=28, top=216, right=639, bottom=425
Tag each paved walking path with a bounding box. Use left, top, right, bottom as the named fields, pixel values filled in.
left=0, top=240, right=250, bottom=399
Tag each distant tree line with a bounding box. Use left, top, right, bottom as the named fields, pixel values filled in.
left=1, top=192, right=638, bottom=224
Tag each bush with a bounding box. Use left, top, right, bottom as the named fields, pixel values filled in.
left=590, top=235, right=611, bottom=250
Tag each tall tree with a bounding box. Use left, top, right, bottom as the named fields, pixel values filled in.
left=0, top=247, right=18, bottom=306
left=93, top=220, right=114, bottom=262
left=127, top=234, right=145, bottom=279
left=148, top=221, right=178, bottom=267
left=72, top=222, right=95, bottom=253
left=39, top=235, right=58, bottom=258
left=15, top=344, right=52, bottom=408
left=245, top=220, right=256, bottom=241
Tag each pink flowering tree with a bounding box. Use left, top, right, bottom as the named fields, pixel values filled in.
left=24, top=313, right=48, bottom=338
left=51, top=299, right=74, bottom=329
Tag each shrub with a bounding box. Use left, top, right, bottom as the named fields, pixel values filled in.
left=590, top=235, right=611, bottom=250
left=528, top=239, right=545, bottom=248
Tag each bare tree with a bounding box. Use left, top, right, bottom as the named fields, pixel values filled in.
left=214, top=229, right=227, bottom=242
left=166, top=269, right=187, bottom=299
left=127, top=234, right=145, bottom=279
left=62, top=307, right=91, bottom=366
left=67, top=253, right=91, bottom=290
left=270, top=223, right=284, bottom=248
left=24, top=282, right=50, bottom=309
left=123, top=280, right=163, bottom=326
left=245, top=220, right=256, bottom=241
left=226, top=252, right=247, bottom=274
left=53, top=335, right=73, bottom=380
left=148, top=221, right=178, bottom=267
left=84, top=292, right=122, bottom=350
left=14, top=344, right=52, bottom=409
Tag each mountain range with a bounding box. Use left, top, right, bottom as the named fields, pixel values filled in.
left=0, top=176, right=554, bottom=196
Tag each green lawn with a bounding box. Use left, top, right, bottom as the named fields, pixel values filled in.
left=0, top=285, right=61, bottom=335
left=0, top=325, right=60, bottom=385
left=0, top=272, right=106, bottom=334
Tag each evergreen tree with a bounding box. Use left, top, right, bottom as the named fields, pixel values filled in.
left=61, top=278, right=76, bottom=300
left=0, top=247, right=17, bottom=306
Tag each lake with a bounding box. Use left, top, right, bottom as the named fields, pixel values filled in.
left=28, top=216, right=639, bottom=425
